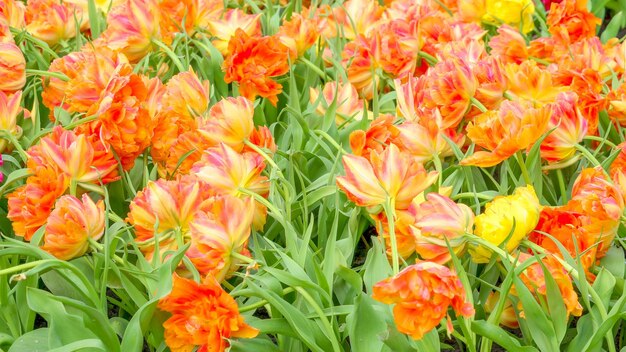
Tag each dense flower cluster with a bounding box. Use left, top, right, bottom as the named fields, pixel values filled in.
left=1, top=0, right=626, bottom=350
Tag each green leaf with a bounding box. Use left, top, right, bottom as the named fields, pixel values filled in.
left=8, top=329, right=49, bottom=352
left=346, top=293, right=386, bottom=352
left=601, top=12, right=624, bottom=42
left=513, top=275, right=560, bottom=351
left=471, top=321, right=538, bottom=352
left=600, top=246, right=625, bottom=279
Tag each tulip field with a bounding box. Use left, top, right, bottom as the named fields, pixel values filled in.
left=3, top=0, right=626, bottom=351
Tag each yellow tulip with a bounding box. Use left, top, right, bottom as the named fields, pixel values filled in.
left=483, top=0, right=535, bottom=34
left=470, top=186, right=540, bottom=263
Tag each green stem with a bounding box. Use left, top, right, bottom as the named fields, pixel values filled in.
left=451, top=193, right=495, bottom=201
left=231, top=251, right=255, bottom=265
left=470, top=97, right=487, bottom=113
left=298, top=57, right=329, bottom=80
left=0, top=259, right=53, bottom=276
left=383, top=198, right=399, bottom=275
left=151, top=39, right=186, bottom=72
left=575, top=144, right=603, bottom=169
left=88, top=238, right=126, bottom=266
left=515, top=151, right=532, bottom=186
left=433, top=154, right=443, bottom=189
left=64, top=113, right=99, bottom=130
left=239, top=287, right=295, bottom=313
left=295, top=287, right=341, bottom=352
left=25, top=69, right=69, bottom=82
left=0, top=131, right=28, bottom=162
left=583, top=136, right=617, bottom=148
left=418, top=51, right=438, bottom=66
left=556, top=169, right=566, bottom=205
left=314, top=130, right=348, bottom=155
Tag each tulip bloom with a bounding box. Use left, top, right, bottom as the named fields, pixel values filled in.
left=517, top=253, right=583, bottom=318
left=394, top=117, right=465, bottom=164
left=540, top=92, right=587, bottom=163
left=482, top=0, right=535, bottom=34
left=277, top=13, right=319, bottom=58
left=373, top=262, right=474, bottom=340
left=547, top=0, right=601, bottom=42
left=470, top=186, right=541, bottom=263
left=309, top=81, right=367, bottom=125
left=41, top=194, right=105, bottom=260
left=192, top=144, right=269, bottom=230
left=0, top=90, right=25, bottom=153
left=349, top=114, right=399, bottom=157
left=461, top=100, right=550, bottom=167
left=410, top=194, right=474, bottom=264
left=158, top=275, right=259, bottom=352
left=95, top=0, right=162, bottom=62
left=127, top=176, right=211, bottom=261
left=0, top=41, right=25, bottom=93
left=81, top=63, right=154, bottom=170
left=7, top=166, right=69, bottom=240
left=198, top=96, right=255, bottom=152
left=28, top=126, right=119, bottom=185
left=222, top=30, right=290, bottom=106
left=25, top=0, right=87, bottom=45
left=186, top=196, right=255, bottom=281
left=206, top=9, right=261, bottom=55
left=336, top=144, right=438, bottom=212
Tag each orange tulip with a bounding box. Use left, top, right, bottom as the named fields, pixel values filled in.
left=461, top=100, right=550, bottom=167
left=569, top=167, right=623, bottom=257
left=126, top=176, right=211, bottom=261
left=42, top=47, right=128, bottom=117
left=336, top=143, right=438, bottom=211
left=327, top=0, right=384, bottom=40
left=41, top=194, right=105, bottom=260
left=192, top=143, right=269, bottom=230
left=245, top=126, right=277, bottom=154
left=198, top=96, right=255, bottom=152
left=394, top=116, right=465, bottom=164
left=410, top=193, right=474, bottom=264
left=547, top=0, right=601, bottom=42
left=162, top=69, right=211, bottom=120
left=28, top=126, right=119, bottom=185
left=0, top=41, right=25, bottom=93
left=341, top=36, right=380, bottom=100
left=505, top=60, right=565, bottom=106
left=277, top=13, right=319, bottom=58
left=607, top=82, right=626, bottom=126
left=489, top=25, right=529, bottom=64
left=529, top=206, right=597, bottom=273
left=349, top=114, right=399, bottom=157
left=206, top=9, right=261, bottom=55
left=540, top=92, right=587, bottom=163
left=81, top=64, right=154, bottom=170
left=158, top=275, right=259, bottom=352
left=372, top=262, right=474, bottom=340
left=187, top=196, right=255, bottom=281
left=7, top=166, right=69, bottom=241
left=610, top=142, right=626, bottom=204
left=422, top=58, right=477, bottom=129
left=0, top=0, right=26, bottom=29
left=25, top=0, right=87, bottom=45
left=223, top=30, right=291, bottom=106
left=0, top=90, right=25, bottom=153
left=472, top=57, right=508, bottom=114
left=517, top=253, right=583, bottom=318
left=95, top=0, right=161, bottom=62
left=309, top=81, right=367, bottom=125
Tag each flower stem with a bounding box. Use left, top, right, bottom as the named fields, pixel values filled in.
left=0, top=259, right=53, bottom=276
left=515, top=151, right=532, bottom=186
left=383, top=198, right=399, bottom=275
